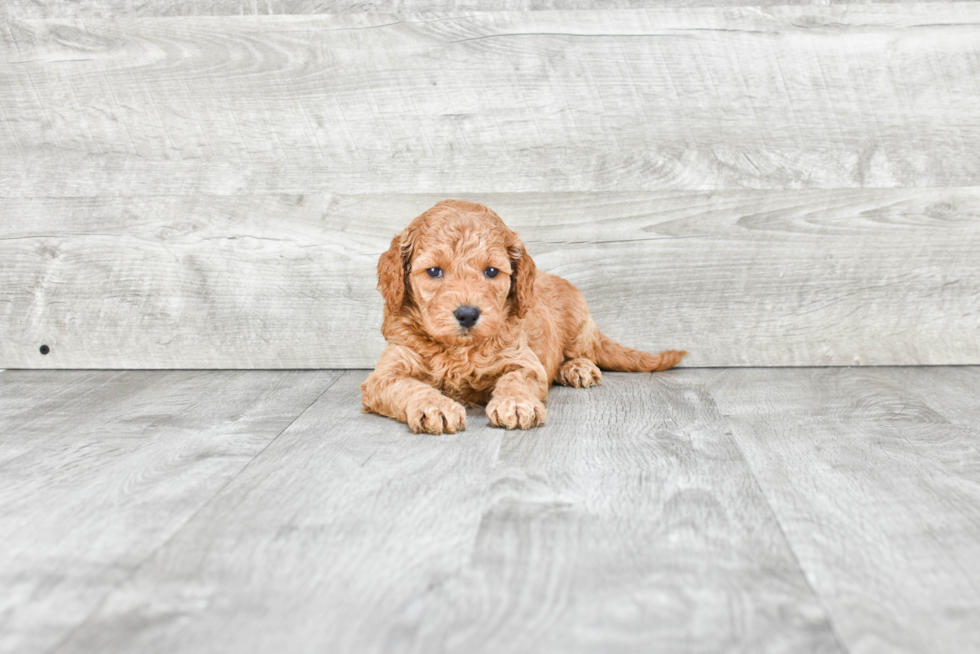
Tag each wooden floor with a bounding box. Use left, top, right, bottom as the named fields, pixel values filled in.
left=2, top=367, right=979, bottom=654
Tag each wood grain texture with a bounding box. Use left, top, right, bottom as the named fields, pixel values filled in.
left=0, top=369, right=340, bottom=654
left=2, top=189, right=978, bottom=368
left=3, top=0, right=966, bottom=21
left=703, top=367, right=980, bottom=654
left=874, top=366, right=980, bottom=433
left=2, top=6, right=980, bottom=196
left=50, top=370, right=841, bottom=654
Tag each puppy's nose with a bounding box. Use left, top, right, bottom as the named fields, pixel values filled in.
left=454, top=305, right=481, bottom=329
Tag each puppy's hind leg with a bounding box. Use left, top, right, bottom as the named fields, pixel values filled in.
left=557, top=317, right=604, bottom=387
left=556, top=357, right=602, bottom=388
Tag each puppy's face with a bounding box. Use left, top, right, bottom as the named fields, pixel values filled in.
left=377, top=200, right=536, bottom=347
left=409, top=227, right=514, bottom=345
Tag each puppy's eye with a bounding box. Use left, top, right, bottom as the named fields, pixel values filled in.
left=426, top=267, right=443, bottom=278
left=484, top=267, right=499, bottom=278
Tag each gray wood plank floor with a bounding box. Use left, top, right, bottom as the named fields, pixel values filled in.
left=0, top=370, right=342, bottom=654
left=2, top=367, right=978, bottom=653
left=704, top=367, right=980, bottom=654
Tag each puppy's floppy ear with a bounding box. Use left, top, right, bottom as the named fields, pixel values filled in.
left=508, top=240, right=536, bottom=319
left=378, top=233, right=406, bottom=314
left=377, top=225, right=422, bottom=314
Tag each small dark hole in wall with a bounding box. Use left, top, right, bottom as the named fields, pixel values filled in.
left=39, top=345, right=50, bottom=355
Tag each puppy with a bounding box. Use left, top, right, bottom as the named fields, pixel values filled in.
left=361, top=200, right=686, bottom=434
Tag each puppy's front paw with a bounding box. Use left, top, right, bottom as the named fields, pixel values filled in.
left=486, top=395, right=546, bottom=430
left=557, top=358, right=602, bottom=388
left=406, top=395, right=467, bottom=435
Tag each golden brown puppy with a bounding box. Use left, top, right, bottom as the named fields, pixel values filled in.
left=361, top=200, right=686, bottom=434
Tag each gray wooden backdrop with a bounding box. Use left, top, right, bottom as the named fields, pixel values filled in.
left=2, top=2, right=979, bottom=368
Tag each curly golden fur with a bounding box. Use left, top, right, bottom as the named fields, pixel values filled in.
left=361, top=200, right=687, bottom=434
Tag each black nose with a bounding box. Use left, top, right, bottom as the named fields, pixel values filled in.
left=454, top=305, right=481, bottom=329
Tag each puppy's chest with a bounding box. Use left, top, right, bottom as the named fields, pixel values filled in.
left=426, top=350, right=499, bottom=405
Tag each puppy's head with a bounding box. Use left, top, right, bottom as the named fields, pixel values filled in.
left=378, top=200, right=536, bottom=345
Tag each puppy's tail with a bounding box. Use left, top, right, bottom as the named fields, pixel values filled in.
left=594, top=332, right=687, bottom=372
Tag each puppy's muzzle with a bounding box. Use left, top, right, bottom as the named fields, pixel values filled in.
left=454, top=305, right=481, bottom=329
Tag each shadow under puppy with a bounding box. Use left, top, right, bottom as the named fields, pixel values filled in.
left=361, top=200, right=686, bottom=434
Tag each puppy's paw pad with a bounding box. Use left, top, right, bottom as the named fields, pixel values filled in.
left=557, top=358, right=602, bottom=388
left=486, top=396, right=546, bottom=430
left=407, top=396, right=467, bottom=435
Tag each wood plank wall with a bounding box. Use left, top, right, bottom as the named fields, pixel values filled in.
left=2, top=3, right=979, bottom=368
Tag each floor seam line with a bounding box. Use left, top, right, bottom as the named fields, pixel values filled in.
left=704, top=378, right=853, bottom=654
left=45, top=369, right=347, bottom=654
